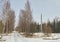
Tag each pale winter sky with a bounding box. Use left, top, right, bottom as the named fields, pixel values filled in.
left=0, top=0, right=60, bottom=27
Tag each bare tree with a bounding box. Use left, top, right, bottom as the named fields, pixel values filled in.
left=2, top=0, right=15, bottom=33
left=7, top=10, right=15, bottom=33
left=18, top=0, right=33, bottom=36
left=25, top=0, right=32, bottom=34
left=19, top=10, right=26, bottom=32
left=43, top=23, right=52, bottom=37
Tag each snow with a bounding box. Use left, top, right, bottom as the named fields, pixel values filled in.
left=0, top=31, right=60, bottom=42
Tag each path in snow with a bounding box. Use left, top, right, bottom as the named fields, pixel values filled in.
left=0, top=31, right=27, bottom=42
left=0, top=31, right=60, bottom=42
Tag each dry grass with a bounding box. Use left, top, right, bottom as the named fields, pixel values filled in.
left=20, top=33, right=41, bottom=38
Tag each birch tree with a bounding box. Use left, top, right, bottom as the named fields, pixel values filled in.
left=2, top=0, right=15, bottom=33
left=18, top=0, right=33, bottom=35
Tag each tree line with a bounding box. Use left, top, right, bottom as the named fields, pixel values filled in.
left=0, top=0, right=60, bottom=35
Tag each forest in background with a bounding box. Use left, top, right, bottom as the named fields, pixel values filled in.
left=0, top=0, right=60, bottom=36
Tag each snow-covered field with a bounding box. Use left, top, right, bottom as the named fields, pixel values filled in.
left=0, top=31, right=60, bottom=42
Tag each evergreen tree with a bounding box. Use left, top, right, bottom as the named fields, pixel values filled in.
left=56, top=21, right=60, bottom=33
left=52, top=19, right=56, bottom=33
left=0, top=20, right=4, bottom=34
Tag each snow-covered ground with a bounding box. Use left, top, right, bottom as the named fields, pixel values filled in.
left=0, top=31, right=60, bottom=42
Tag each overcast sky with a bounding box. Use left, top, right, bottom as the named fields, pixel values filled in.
left=0, top=0, right=60, bottom=27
